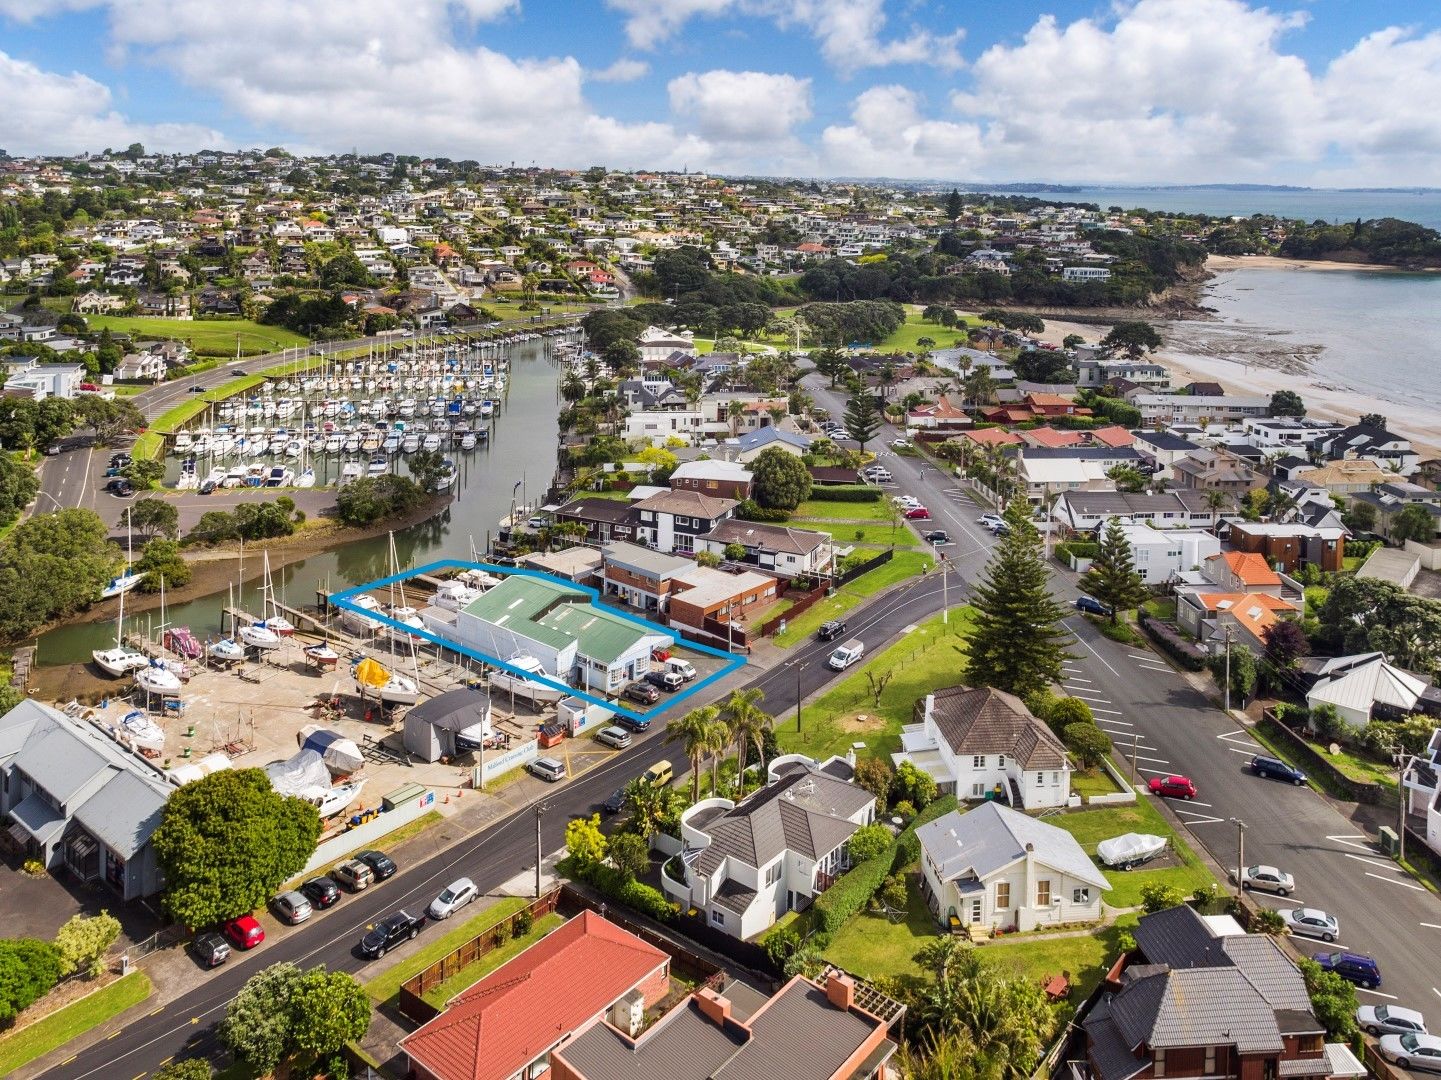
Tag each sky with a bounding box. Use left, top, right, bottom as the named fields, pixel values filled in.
left=4, top=0, right=1441, bottom=187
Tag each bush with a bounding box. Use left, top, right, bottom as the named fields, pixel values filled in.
left=808, top=485, right=883, bottom=503
left=1054, top=541, right=1100, bottom=564
left=848, top=823, right=894, bottom=863
left=893, top=794, right=959, bottom=870
left=1096, top=619, right=1145, bottom=646
left=735, top=499, right=791, bottom=523
left=512, top=908, right=534, bottom=939
left=1139, top=612, right=1207, bottom=670
left=1140, top=882, right=1186, bottom=913
left=576, top=860, right=679, bottom=922
left=813, top=848, right=896, bottom=936
left=763, top=926, right=801, bottom=969
left=0, top=938, right=64, bottom=1024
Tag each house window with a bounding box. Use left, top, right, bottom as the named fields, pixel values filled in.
left=972, top=755, right=986, bottom=769
left=1052, top=772, right=1060, bottom=785
left=1035, top=771, right=1044, bottom=785
left=1036, top=880, right=1051, bottom=906
left=1155, top=1049, right=1166, bottom=1077
left=995, top=882, right=1010, bottom=909
left=1298, top=1035, right=1322, bottom=1054
left=997, top=755, right=1006, bottom=767
left=971, top=783, right=986, bottom=798
left=710, top=909, right=724, bottom=926
left=1073, top=887, right=1090, bottom=904
left=1204, top=1048, right=1216, bottom=1074
left=765, top=862, right=781, bottom=886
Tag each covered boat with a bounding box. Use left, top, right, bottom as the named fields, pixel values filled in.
left=353, top=657, right=422, bottom=706
left=297, top=724, right=365, bottom=776
left=1097, top=833, right=1168, bottom=870
left=164, top=626, right=203, bottom=660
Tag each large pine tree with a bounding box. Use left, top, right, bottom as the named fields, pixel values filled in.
left=843, top=390, right=881, bottom=451
left=964, top=502, right=1074, bottom=697
left=1079, top=517, right=1150, bottom=623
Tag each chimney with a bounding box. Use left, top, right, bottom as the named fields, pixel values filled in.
left=826, top=972, right=856, bottom=1012
left=696, top=987, right=732, bottom=1026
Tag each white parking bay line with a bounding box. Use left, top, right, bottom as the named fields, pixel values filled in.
left=1139, top=665, right=1172, bottom=674
left=1068, top=692, right=1112, bottom=703
left=1343, top=852, right=1399, bottom=871
left=1357, top=988, right=1399, bottom=1001
left=1134, top=754, right=1170, bottom=764
left=1225, top=747, right=1257, bottom=755
left=1421, top=923, right=1441, bottom=930
left=1096, top=717, right=1133, bottom=726
left=1218, top=729, right=1246, bottom=739
left=1090, top=707, right=1125, bottom=716
left=1137, top=767, right=1172, bottom=776
left=1326, top=834, right=1373, bottom=853
left=1065, top=676, right=1094, bottom=684
left=1365, top=872, right=1425, bottom=891
left=1127, top=653, right=1151, bottom=662
left=1173, top=808, right=1225, bottom=824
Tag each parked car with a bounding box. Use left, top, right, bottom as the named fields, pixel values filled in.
left=1075, top=595, right=1114, bottom=617
left=596, top=725, right=632, bottom=750
left=602, top=787, right=626, bottom=815
left=105, top=478, right=134, bottom=497
left=1358, top=1005, right=1428, bottom=1038
left=43, top=442, right=61, bottom=455
left=1315, top=952, right=1382, bottom=989
left=1281, top=907, right=1339, bottom=941
left=924, top=530, right=950, bottom=544
left=188, top=385, right=207, bottom=393
left=978, top=513, right=1004, bottom=529
left=650, top=646, right=671, bottom=662
left=192, top=932, right=231, bottom=968
left=1241, top=864, right=1295, bottom=896
left=616, top=712, right=652, bottom=732
left=864, top=467, right=892, bottom=483
left=1250, top=755, right=1307, bottom=786
left=1147, top=775, right=1197, bottom=800
left=991, top=521, right=1011, bottom=536
left=817, top=619, right=848, bottom=642
left=358, top=910, right=425, bottom=959
left=222, top=915, right=265, bottom=951
left=109, top=453, right=131, bottom=467
left=529, top=756, right=566, bottom=782
left=428, top=877, right=478, bottom=920
left=893, top=496, right=921, bottom=509
left=665, top=657, right=697, bottom=681
left=333, top=859, right=375, bottom=892
left=300, top=876, right=341, bottom=910
left=624, top=682, right=660, bottom=706
left=1379, top=1034, right=1441, bottom=1073
left=645, top=669, right=684, bottom=692
left=356, top=850, right=397, bottom=881
left=526, top=516, right=548, bottom=530
left=892, top=438, right=911, bottom=449
left=198, top=478, right=218, bottom=495
left=271, top=890, right=313, bottom=925
left=643, top=760, right=674, bottom=786
left=904, top=506, right=931, bottom=520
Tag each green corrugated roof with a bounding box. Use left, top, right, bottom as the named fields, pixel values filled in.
left=539, top=602, right=649, bottom=664
left=461, top=575, right=651, bottom=663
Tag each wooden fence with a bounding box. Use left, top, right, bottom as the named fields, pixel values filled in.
left=397, top=888, right=562, bottom=1025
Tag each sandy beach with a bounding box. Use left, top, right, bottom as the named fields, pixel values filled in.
left=1205, top=254, right=1414, bottom=274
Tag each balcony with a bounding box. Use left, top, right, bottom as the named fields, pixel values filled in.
left=660, top=855, right=691, bottom=908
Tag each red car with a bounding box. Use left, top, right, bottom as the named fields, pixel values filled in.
left=222, top=915, right=265, bottom=950
left=904, top=506, right=931, bottom=520
left=1148, top=775, right=1197, bottom=800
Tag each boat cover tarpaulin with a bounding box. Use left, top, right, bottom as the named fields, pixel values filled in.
left=354, top=657, right=390, bottom=688
left=266, top=749, right=332, bottom=797
left=297, top=724, right=364, bottom=775
left=1097, top=833, right=1167, bottom=867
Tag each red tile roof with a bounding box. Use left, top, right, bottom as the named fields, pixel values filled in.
left=1089, top=425, right=1136, bottom=448
left=1221, top=550, right=1282, bottom=587
left=400, top=910, right=669, bottom=1080
left=1022, top=426, right=1086, bottom=448
left=963, top=428, right=1024, bottom=447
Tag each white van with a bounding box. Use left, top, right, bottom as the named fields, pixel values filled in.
left=666, top=657, right=698, bottom=681
left=828, top=639, right=865, bottom=671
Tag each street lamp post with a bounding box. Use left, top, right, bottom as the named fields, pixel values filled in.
left=534, top=801, right=550, bottom=898
left=1223, top=624, right=1236, bottom=715
left=1229, top=817, right=1247, bottom=897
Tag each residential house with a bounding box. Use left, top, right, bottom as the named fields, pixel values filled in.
left=553, top=497, right=641, bottom=546
left=1079, top=903, right=1364, bottom=1080
left=669, top=459, right=753, bottom=501
left=697, top=519, right=835, bottom=578
left=1401, top=728, right=1441, bottom=859
left=637, top=326, right=697, bottom=364
left=1291, top=459, right=1396, bottom=496
left=906, top=394, right=972, bottom=434
left=1317, top=423, right=1420, bottom=477
left=661, top=756, right=876, bottom=939
left=1241, top=416, right=1344, bottom=451
left=400, top=910, right=672, bottom=1080
left=1229, top=521, right=1346, bottom=573
left=449, top=575, right=671, bottom=695
left=1017, top=447, right=1143, bottom=505
left=2, top=363, right=87, bottom=400
left=1111, top=523, right=1220, bottom=585
left=1171, top=449, right=1264, bottom=498
left=1089, top=426, right=1136, bottom=450
left=1020, top=426, right=1088, bottom=450
left=1134, top=394, right=1271, bottom=424
left=632, top=489, right=737, bottom=554
left=551, top=972, right=897, bottom=1080
left=72, top=290, right=127, bottom=315
left=666, top=565, right=778, bottom=640
left=1075, top=357, right=1170, bottom=389
left=516, top=547, right=603, bottom=586
left=1053, top=491, right=1221, bottom=535
left=917, top=802, right=1110, bottom=932
left=1131, top=430, right=1202, bottom=481
left=1345, top=481, right=1441, bottom=544
left=115, top=351, right=168, bottom=381
left=617, top=378, right=690, bottom=413
left=600, top=542, right=693, bottom=614
left=0, top=700, right=169, bottom=900
left=1305, top=652, right=1435, bottom=729
left=727, top=427, right=812, bottom=463
left=892, top=685, right=1071, bottom=809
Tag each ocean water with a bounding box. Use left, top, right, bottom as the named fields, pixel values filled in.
left=1004, top=187, right=1441, bottom=230
left=1201, top=266, right=1441, bottom=412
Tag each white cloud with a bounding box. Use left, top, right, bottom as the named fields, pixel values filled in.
left=606, top=0, right=737, bottom=51
left=0, top=50, right=223, bottom=154
left=589, top=57, right=650, bottom=83
left=668, top=69, right=811, bottom=142
left=0, top=0, right=104, bottom=21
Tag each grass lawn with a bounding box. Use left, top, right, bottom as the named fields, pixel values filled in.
left=420, top=912, right=567, bottom=1007
left=0, top=972, right=152, bottom=1075
left=1070, top=765, right=1125, bottom=799
left=775, top=550, right=934, bottom=647
left=1047, top=800, right=1217, bottom=909
left=792, top=521, right=919, bottom=548
left=793, top=498, right=895, bottom=521
left=776, top=608, right=974, bottom=763
left=364, top=895, right=531, bottom=1005
left=82, top=315, right=308, bottom=356
left=982, top=914, right=1138, bottom=1015
left=1143, top=598, right=1177, bottom=621
left=1251, top=719, right=1396, bottom=796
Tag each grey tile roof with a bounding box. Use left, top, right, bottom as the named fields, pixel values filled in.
left=1084, top=998, right=1150, bottom=1080
left=713, top=877, right=758, bottom=915
left=717, top=979, right=883, bottom=1080
left=1113, top=966, right=1284, bottom=1054
left=633, top=488, right=737, bottom=519
left=553, top=999, right=749, bottom=1080
left=691, top=769, right=872, bottom=870
left=603, top=541, right=692, bottom=579
left=1133, top=903, right=1230, bottom=968
left=916, top=802, right=1111, bottom=891
left=71, top=769, right=168, bottom=859
left=921, top=685, right=1067, bottom=769
left=701, top=519, right=829, bottom=555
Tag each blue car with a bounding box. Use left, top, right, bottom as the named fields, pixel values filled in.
left=1316, top=952, right=1381, bottom=989
left=1075, top=595, right=1114, bottom=617
left=1250, top=754, right=1307, bottom=786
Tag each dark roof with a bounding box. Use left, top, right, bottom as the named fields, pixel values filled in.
left=702, top=519, right=829, bottom=555
left=690, top=767, right=872, bottom=871
left=555, top=497, right=640, bottom=526
left=1021, top=446, right=1141, bottom=461
left=713, top=878, right=759, bottom=914
left=633, top=489, right=737, bottom=519
left=922, top=685, right=1067, bottom=768
left=1132, top=429, right=1201, bottom=452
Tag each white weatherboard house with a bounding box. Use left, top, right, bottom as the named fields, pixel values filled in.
left=661, top=755, right=875, bottom=940
left=917, top=802, right=1110, bottom=932
left=892, top=686, right=1072, bottom=809
left=449, top=575, right=671, bottom=695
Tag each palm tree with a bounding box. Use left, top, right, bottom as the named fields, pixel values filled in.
left=667, top=705, right=721, bottom=803
left=721, top=687, right=770, bottom=789
left=726, top=399, right=745, bottom=437
left=1202, top=488, right=1231, bottom=520
left=560, top=371, right=585, bottom=402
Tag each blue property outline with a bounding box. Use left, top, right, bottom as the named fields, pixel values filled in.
left=328, top=559, right=747, bottom=723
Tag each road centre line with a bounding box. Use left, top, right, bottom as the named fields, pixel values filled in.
left=1365, top=872, right=1425, bottom=891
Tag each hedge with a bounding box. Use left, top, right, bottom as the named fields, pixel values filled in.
left=1138, top=611, right=1207, bottom=671
left=561, top=858, right=679, bottom=922
left=736, top=499, right=792, bottom=523
left=1055, top=541, right=1099, bottom=563
left=808, top=485, right=883, bottom=503
left=813, top=847, right=896, bottom=936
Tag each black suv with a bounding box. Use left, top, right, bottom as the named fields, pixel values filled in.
left=924, top=530, right=950, bottom=545
left=356, top=850, right=397, bottom=881
left=192, top=932, right=231, bottom=968
left=359, top=910, right=425, bottom=959
left=300, top=876, right=342, bottom=909
left=818, top=619, right=847, bottom=642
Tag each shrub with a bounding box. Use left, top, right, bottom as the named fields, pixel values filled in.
left=735, top=499, right=791, bottom=523
left=1054, top=541, right=1100, bottom=564
left=22, top=858, right=45, bottom=877
left=1065, top=722, right=1112, bottom=769
left=577, top=861, right=679, bottom=922
left=1049, top=696, right=1094, bottom=730
left=1139, top=613, right=1207, bottom=670
left=1140, top=882, right=1186, bottom=913
left=813, top=849, right=896, bottom=936
left=808, top=485, right=883, bottom=503
left=512, top=908, right=534, bottom=939
left=763, top=926, right=801, bottom=969
left=848, top=823, right=894, bottom=863
left=894, top=794, right=959, bottom=869
left=1096, top=619, right=1145, bottom=646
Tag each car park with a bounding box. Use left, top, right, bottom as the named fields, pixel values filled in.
left=358, top=910, right=425, bottom=959
left=271, top=890, right=313, bottom=925
left=596, top=725, right=632, bottom=749
left=818, top=619, right=847, bottom=642
left=1147, top=775, right=1197, bottom=800
left=1315, top=952, right=1382, bottom=989
left=356, top=850, right=397, bottom=881
left=428, top=877, right=478, bottom=920
left=645, top=669, right=684, bottom=692
left=1250, top=755, right=1307, bottom=785
left=192, top=932, right=231, bottom=968
left=222, top=915, right=265, bottom=951
left=529, top=756, right=566, bottom=782
left=333, top=859, right=375, bottom=892
left=624, top=682, right=660, bottom=706
left=904, top=506, right=931, bottom=520
left=1379, top=1033, right=1441, bottom=1073
left=1281, top=907, right=1338, bottom=941
left=924, top=530, right=950, bottom=544
left=300, top=876, right=341, bottom=910
left=1241, top=864, right=1295, bottom=896
left=1358, top=1005, right=1428, bottom=1037
left=1075, top=595, right=1114, bottom=617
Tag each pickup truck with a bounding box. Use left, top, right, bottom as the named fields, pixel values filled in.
left=358, top=910, right=425, bottom=959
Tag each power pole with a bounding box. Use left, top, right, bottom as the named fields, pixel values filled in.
left=1230, top=817, right=1247, bottom=897
left=1223, top=624, right=1235, bottom=715
left=534, top=801, right=549, bottom=898
left=1397, top=749, right=1408, bottom=864
left=793, top=660, right=805, bottom=732
left=1131, top=731, right=1138, bottom=784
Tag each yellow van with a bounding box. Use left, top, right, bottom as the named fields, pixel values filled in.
left=643, top=760, right=674, bottom=787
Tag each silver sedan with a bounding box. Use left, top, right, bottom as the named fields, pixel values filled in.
left=1280, top=907, right=1338, bottom=942
left=1241, top=864, right=1295, bottom=896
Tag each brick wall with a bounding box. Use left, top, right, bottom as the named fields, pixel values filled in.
left=604, top=563, right=675, bottom=596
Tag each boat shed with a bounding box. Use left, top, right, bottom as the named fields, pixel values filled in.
left=403, top=688, right=494, bottom=763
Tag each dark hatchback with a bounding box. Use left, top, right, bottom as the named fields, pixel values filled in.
left=602, top=788, right=626, bottom=815
left=356, top=850, right=397, bottom=881
left=301, top=876, right=342, bottom=909
left=818, top=619, right=847, bottom=642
